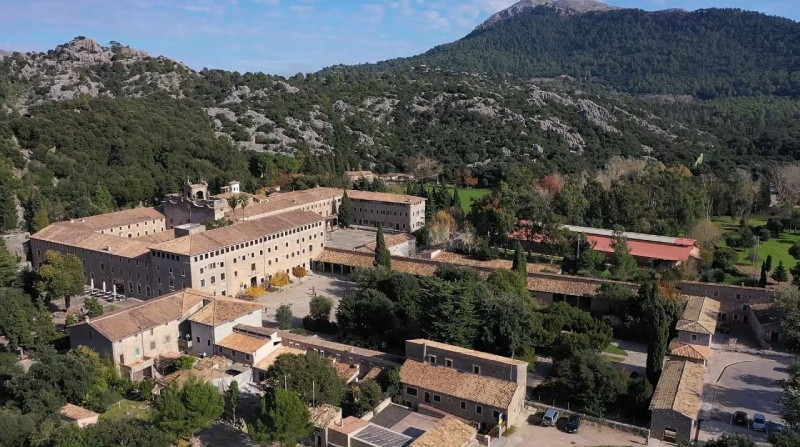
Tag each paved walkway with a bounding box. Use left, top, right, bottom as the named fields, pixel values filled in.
left=604, top=339, right=647, bottom=376
left=256, top=273, right=352, bottom=326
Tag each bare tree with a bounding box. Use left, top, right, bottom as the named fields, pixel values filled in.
left=773, top=163, right=800, bottom=206
left=405, top=155, right=442, bottom=183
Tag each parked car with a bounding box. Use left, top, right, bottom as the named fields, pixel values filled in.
left=719, top=321, right=731, bottom=334
left=733, top=411, right=748, bottom=427
left=542, top=409, right=560, bottom=427
left=752, top=414, right=767, bottom=432
left=564, top=414, right=581, bottom=433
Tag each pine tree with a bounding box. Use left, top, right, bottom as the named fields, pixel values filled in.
left=251, top=388, right=313, bottom=447
left=512, top=239, right=527, bottom=280
left=338, top=190, right=354, bottom=228
left=765, top=255, right=773, bottom=272
left=225, top=380, right=241, bottom=422
left=772, top=260, right=789, bottom=282
left=374, top=224, right=391, bottom=269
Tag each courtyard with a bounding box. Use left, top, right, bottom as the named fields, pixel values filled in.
left=698, top=347, right=792, bottom=443
left=256, top=272, right=352, bottom=326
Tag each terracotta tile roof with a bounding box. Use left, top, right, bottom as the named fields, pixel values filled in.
left=347, top=189, right=425, bottom=205
left=669, top=340, right=711, bottom=362
left=527, top=272, right=637, bottom=297
left=316, top=248, right=439, bottom=276
left=357, top=232, right=417, bottom=252
left=216, top=332, right=269, bottom=354
left=411, top=415, right=476, bottom=447
left=32, top=221, right=152, bottom=258
left=432, top=251, right=553, bottom=273
left=187, top=297, right=262, bottom=327
left=229, top=187, right=342, bottom=220
left=311, top=404, right=342, bottom=428
left=406, top=339, right=527, bottom=367
left=74, top=207, right=165, bottom=232
left=649, top=360, right=706, bottom=419
left=329, top=416, right=369, bottom=436
left=159, top=355, right=233, bottom=387
left=133, top=229, right=179, bottom=243
left=72, top=288, right=214, bottom=341
left=676, top=296, right=720, bottom=335
left=278, top=330, right=403, bottom=366
left=60, top=403, right=99, bottom=421
left=400, top=360, right=518, bottom=409
left=335, top=361, right=360, bottom=383
left=253, top=345, right=306, bottom=371
left=152, top=210, right=324, bottom=256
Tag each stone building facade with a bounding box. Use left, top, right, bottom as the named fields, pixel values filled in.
left=677, top=281, right=774, bottom=323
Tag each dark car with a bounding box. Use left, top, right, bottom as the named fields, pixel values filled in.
left=564, top=415, right=581, bottom=433
left=719, top=321, right=731, bottom=334
left=733, top=411, right=748, bottom=427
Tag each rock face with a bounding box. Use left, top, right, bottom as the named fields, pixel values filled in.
left=476, top=0, right=621, bottom=30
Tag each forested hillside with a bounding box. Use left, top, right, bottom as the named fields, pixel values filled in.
left=335, top=7, right=800, bottom=99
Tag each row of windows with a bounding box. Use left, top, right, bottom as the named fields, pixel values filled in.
left=426, top=355, right=481, bottom=374
left=356, top=207, right=410, bottom=217
left=405, top=386, right=496, bottom=417
left=191, top=221, right=323, bottom=262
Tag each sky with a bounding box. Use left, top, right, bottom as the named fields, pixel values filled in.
left=1, top=0, right=798, bottom=75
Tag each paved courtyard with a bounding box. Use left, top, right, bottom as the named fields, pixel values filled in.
left=497, top=409, right=647, bottom=447
left=256, top=272, right=353, bottom=326
left=698, top=347, right=792, bottom=443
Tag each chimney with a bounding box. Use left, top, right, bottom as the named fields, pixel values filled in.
left=422, top=341, right=427, bottom=361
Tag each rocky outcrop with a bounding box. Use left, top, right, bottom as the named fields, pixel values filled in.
left=476, top=0, right=621, bottom=31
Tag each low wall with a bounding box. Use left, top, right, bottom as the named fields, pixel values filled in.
left=525, top=401, right=650, bottom=439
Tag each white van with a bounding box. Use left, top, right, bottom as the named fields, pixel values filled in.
left=542, top=409, right=560, bottom=427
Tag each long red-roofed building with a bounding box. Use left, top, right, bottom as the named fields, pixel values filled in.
left=513, top=223, right=700, bottom=270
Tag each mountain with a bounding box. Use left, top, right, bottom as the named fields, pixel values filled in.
left=476, top=0, right=621, bottom=30
left=331, top=7, right=800, bottom=99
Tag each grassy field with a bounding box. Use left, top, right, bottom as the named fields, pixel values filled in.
left=603, top=344, right=628, bottom=356
left=386, top=184, right=491, bottom=212
left=102, top=399, right=153, bottom=421
left=712, top=215, right=799, bottom=275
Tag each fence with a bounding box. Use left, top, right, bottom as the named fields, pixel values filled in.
left=525, top=400, right=651, bottom=439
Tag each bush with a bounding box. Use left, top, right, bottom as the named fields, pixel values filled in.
left=276, top=304, right=293, bottom=329
left=757, top=228, right=771, bottom=241
left=171, top=355, right=196, bottom=371
left=302, top=316, right=338, bottom=334
left=701, top=268, right=726, bottom=283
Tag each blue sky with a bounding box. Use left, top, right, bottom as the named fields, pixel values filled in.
left=1, top=0, right=798, bottom=75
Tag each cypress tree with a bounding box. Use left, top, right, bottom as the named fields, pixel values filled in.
left=374, top=224, right=391, bottom=269
left=765, top=254, right=773, bottom=272
left=641, top=282, right=668, bottom=386
left=338, top=190, right=354, bottom=228
left=512, top=239, right=527, bottom=279
left=760, top=261, right=769, bottom=287
left=452, top=188, right=462, bottom=209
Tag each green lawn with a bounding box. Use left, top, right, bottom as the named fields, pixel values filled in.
left=603, top=344, right=628, bottom=356
left=712, top=216, right=800, bottom=274
left=101, top=399, right=153, bottom=421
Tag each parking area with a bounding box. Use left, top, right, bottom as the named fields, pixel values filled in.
left=698, top=348, right=792, bottom=443
left=256, top=272, right=352, bottom=325
left=497, top=410, right=647, bottom=447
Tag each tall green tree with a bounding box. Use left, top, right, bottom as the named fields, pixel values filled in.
left=374, top=224, right=391, bottom=268
left=0, top=238, right=19, bottom=287
left=760, top=261, right=769, bottom=287
left=35, top=250, right=85, bottom=310
left=224, top=380, right=241, bottom=422
left=776, top=286, right=800, bottom=352
left=451, top=188, right=461, bottom=209
left=251, top=388, right=313, bottom=447
left=275, top=304, right=293, bottom=330
left=773, top=261, right=790, bottom=282
left=641, top=282, right=669, bottom=386
left=610, top=230, right=637, bottom=280
left=154, top=377, right=224, bottom=439
left=308, top=295, right=334, bottom=322
left=0, top=189, right=18, bottom=231
left=263, top=352, right=346, bottom=407
left=511, top=239, right=527, bottom=283
left=345, top=380, right=384, bottom=417
left=338, top=190, right=354, bottom=228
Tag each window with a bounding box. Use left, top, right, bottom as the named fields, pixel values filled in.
left=207, top=340, right=211, bottom=346
left=460, top=401, right=466, bottom=410
left=473, top=365, right=481, bottom=374
left=196, top=336, right=200, bottom=343
left=429, top=355, right=436, bottom=364
left=406, top=387, right=418, bottom=396
left=476, top=405, right=482, bottom=415
left=135, top=347, right=141, bottom=356
left=433, top=394, right=441, bottom=403
left=690, top=334, right=698, bottom=341
left=211, top=276, right=216, bottom=284
left=445, top=358, right=453, bottom=368
left=493, top=410, right=500, bottom=419
left=150, top=341, right=156, bottom=350
left=165, top=335, right=171, bottom=344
